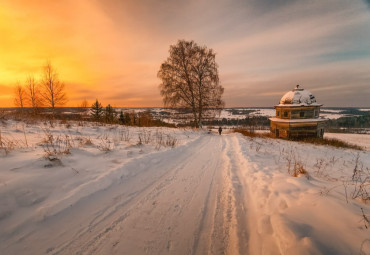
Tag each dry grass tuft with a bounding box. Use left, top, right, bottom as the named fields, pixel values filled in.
left=0, top=130, right=27, bottom=155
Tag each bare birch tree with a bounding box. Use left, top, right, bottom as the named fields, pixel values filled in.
left=80, top=99, right=89, bottom=119
left=158, top=40, right=224, bottom=128
left=41, top=61, right=67, bottom=112
left=25, top=75, right=43, bottom=114
left=14, top=82, right=26, bottom=113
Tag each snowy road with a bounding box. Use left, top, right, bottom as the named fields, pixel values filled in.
left=2, top=134, right=253, bottom=255
left=58, top=134, right=252, bottom=255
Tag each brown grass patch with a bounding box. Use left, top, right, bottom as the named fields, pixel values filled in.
left=233, top=128, right=271, bottom=138
left=298, top=137, right=363, bottom=150
left=234, top=128, right=363, bottom=150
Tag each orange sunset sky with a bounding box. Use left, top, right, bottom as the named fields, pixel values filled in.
left=1, top=0, right=370, bottom=107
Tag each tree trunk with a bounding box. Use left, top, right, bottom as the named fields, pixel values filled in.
left=198, top=111, right=202, bottom=129
left=192, top=108, right=199, bottom=128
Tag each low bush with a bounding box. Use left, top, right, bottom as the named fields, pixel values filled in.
left=0, top=130, right=27, bottom=155
left=98, top=138, right=113, bottom=152
left=42, top=134, right=73, bottom=160
left=137, top=129, right=152, bottom=145
left=281, top=146, right=309, bottom=179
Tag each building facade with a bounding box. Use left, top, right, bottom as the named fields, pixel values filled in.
left=269, top=85, right=327, bottom=139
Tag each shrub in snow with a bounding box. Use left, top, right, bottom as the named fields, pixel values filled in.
left=282, top=146, right=309, bottom=178
left=137, top=129, right=152, bottom=145
left=350, top=154, right=370, bottom=202
left=165, top=134, right=177, bottom=148
left=153, top=130, right=177, bottom=149
left=76, top=136, right=93, bottom=147
left=0, top=131, right=17, bottom=155
left=117, top=128, right=131, bottom=142
left=42, top=133, right=72, bottom=159
left=0, top=129, right=27, bottom=155
left=361, top=208, right=369, bottom=229
left=98, top=137, right=113, bottom=152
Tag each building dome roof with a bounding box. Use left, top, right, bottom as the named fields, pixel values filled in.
left=279, top=85, right=319, bottom=106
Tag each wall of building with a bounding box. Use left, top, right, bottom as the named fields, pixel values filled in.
left=275, top=106, right=320, bottom=120
left=270, top=121, right=324, bottom=139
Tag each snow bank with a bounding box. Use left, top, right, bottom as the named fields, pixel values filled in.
left=0, top=120, right=202, bottom=254
left=234, top=134, right=370, bottom=254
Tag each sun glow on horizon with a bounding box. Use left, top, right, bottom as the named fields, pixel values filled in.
left=0, top=0, right=163, bottom=107
left=1, top=0, right=370, bottom=107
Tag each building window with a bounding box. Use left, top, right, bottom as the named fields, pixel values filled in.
left=300, top=112, right=304, bottom=118
left=315, top=110, right=319, bottom=117
left=284, top=111, right=288, bottom=118
left=277, top=111, right=280, bottom=117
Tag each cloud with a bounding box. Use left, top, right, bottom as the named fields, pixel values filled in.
left=213, top=0, right=370, bottom=107
left=0, top=0, right=369, bottom=107
left=222, top=56, right=370, bottom=107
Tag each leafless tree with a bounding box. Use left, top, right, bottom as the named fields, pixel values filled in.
left=80, top=99, right=89, bottom=118
left=158, top=40, right=224, bottom=128
left=80, top=99, right=88, bottom=108
left=41, top=61, right=67, bottom=112
left=14, top=82, right=26, bottom=113
left=25, top=75, right=43, bottom=114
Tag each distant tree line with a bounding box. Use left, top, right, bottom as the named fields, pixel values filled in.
left=202, top=116, right=270, bottom=128
left=326, top=115, right=370, bottom=131
left=89, top=99, right=174, bottom=127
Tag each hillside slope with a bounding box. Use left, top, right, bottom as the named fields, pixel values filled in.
left=0, top=122, right=369, bottom=254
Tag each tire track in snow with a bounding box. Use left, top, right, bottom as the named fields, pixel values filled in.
left=225, top=135, right=251, bottom=255
left=190, top=136, right=230, bottom=255
left=4, top=133, right=256, bottom=255
left=84, top=134, right=221, bottom=255
left=212, top=135, right=250, bottom=255
left=26, top=134, right=206, bottom=255
left=230, top=134, right=281, bottom=254
left=52, top=134, right=227, bottom=255
left=195, top=134, right=251, bottom=255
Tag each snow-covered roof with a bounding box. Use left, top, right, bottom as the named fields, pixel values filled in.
left=277, top=85, right=321, bottom=107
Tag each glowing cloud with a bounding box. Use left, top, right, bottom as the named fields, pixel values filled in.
left=0, top=0, right=369, bottom=107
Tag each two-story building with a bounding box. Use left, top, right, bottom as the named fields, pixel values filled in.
left=269, top=85, right=327, bottom=139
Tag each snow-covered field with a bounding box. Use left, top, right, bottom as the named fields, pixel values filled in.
left=0, top=120, right=369, bottom=254
left=119, top=107, right=370, bottom=123
left=218, top=108, right=276, bottom=119
left=325, top=133, right=370, bottom=151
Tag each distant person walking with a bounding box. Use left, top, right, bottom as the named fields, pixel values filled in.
left=218, top=127, right=222, bottom=135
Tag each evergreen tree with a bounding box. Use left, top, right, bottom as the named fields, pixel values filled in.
left=90, top=99, right=103, bottom=121
left=119, top=110, right=125, bottom=125
left=124, top=112, right=132, bottom=125
left=104, top=104, right=116, bottom=123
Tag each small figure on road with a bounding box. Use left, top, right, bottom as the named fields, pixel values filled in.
left=218, top=126, right=222, bottom=135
